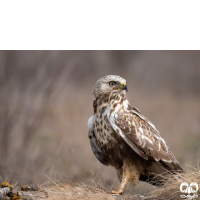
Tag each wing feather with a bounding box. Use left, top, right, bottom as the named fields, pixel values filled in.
left=109, top=110, right=182, bottom=171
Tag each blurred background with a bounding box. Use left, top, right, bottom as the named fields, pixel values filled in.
left=0, top=51, right=200, bottom=192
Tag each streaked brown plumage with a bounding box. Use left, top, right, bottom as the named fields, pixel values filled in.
left=87, top=75, right=182, bottom=194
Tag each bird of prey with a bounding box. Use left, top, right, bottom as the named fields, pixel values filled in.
left=87, top=75, right=182, bottom=195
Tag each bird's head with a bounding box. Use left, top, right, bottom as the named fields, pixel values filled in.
left=92, top=75, right=128, bottom=100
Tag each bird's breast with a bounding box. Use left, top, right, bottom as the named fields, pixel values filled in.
left=94, top=111, right=113, bottom=145
left=94, top=111, right=129, bottom=167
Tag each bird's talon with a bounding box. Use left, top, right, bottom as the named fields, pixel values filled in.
left=111, top=190, right=123, bottom=195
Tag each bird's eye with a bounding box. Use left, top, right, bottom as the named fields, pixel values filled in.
left=109, top=81, right=116, bottom=86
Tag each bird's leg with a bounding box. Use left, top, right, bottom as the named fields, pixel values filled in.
left=111, top=167, right=125, bottom=195
left=111, top=174, right=128, bottom=195
left=111, top=160, right=130, bottom=195
left=111, top=173, right=128, bottom=194
left=111, top=178, right=128, bottom=195
left=111, top=159, right=140, bottom=195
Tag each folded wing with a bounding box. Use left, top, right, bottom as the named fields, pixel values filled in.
left=109, top=108, right=182, bottom=171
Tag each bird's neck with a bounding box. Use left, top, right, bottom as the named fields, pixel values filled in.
left=93, top=93, right=130, bottom=114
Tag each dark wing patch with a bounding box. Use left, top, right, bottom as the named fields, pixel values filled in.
left=109, top=111, right=182, bottom=171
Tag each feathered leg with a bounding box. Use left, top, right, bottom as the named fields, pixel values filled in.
left=111, top=159, right=140, bottom=195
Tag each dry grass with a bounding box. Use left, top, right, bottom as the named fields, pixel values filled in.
left=25, top=164, right=199, bottom=200
left=1, top=164, right=200, bottom=200
left=145, top=163, right=200, bottom=200
left=34, top=176, right=143, bottom=200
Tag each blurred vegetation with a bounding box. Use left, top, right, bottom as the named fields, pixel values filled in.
left=0, top=51, right=200, bottom=192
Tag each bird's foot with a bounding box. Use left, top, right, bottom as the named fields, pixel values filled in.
left=111, top=190, right=123, bottom=195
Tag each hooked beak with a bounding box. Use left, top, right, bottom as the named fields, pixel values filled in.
left=123, top=84, right=128, bottom=92
left=123, top=85, right=128, bottom=92
left=113, top=83, right=128, bottom=92
left=121, top=83, right=128, bottom=92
